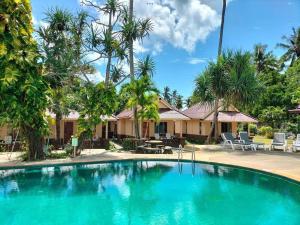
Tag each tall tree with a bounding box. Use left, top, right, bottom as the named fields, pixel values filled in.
left=82, top=0, right=126, bottom=86
left=210, top=0, right=227, bottom=142
left=0, top=0, right=49, bottom=159
left=175, top=95, right=183, bottom=109
left=193, top=51, right=260, bottom=141
left=38, top=8, right=90, bottom=146
left=162, top=86, right=171, bottom=103
left=218, top=0, right=227, bottom=56
left=120, top=56, right=158, bottom=139
left=120, top=2, right=152, bottom=138
left=253, top=44, right=278, bottom=74
left=277, top=27, right=300, bottom=67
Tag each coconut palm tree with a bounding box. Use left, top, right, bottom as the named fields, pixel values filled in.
left=253, top=44, right=278, bottom=74
left=210, top=0, right=227, bottom=142
left=163, top=86, right=171, bottom=103
left=120, top=56, right=158, bottom=139
left=277, top=27, right=300, bottom=67
left=121, top=2, right=153, bottom=138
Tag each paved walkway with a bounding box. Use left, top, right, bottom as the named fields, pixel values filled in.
left=1, top=146, right=300, bottom=182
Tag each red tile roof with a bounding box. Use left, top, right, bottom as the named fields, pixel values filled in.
left=183, top=103, right=214, bottom=119
left=159, top=110, right=190, bottom=120
left=204, top=111, right=258, bottom=123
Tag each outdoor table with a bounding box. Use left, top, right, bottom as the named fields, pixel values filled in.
left=145, top=140, right=163, bottom=148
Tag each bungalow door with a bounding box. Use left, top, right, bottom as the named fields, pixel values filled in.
left=64, top=122, right=74, bottom=144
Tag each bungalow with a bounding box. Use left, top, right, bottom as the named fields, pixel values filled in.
left=0, top=112, right=118, bottom=144
left=116, top=97, right=190, bottom=138
left=182, top=103, right=258, bottom=141
left=46, top=111, right=118, bottom=143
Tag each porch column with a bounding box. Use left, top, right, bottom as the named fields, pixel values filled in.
left=105, top=122, right=108, bottom=139
left=139, top=120, right=142, bottom=138
left=180, top=120, right=183, bottom=138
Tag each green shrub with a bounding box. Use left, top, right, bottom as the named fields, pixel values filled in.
left=64, top=143, right=74, bottom=155
left=122, top=139, right=136, bottom=151
left=258, top=126, right=273, bottom=138
left=249, top=124, right=257, bottom=135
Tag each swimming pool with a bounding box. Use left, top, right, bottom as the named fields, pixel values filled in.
left=0, top=160, right=300, bottom=225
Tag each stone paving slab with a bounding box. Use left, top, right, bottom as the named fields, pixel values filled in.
left=1, top=148, right=300, bottom=182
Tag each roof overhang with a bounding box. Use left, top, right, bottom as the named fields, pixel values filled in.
left=204, top=111, right=258, bottom=123
left=159, top=110, right=190, bottom=121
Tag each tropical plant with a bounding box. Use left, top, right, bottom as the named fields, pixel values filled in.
left=253, top=44, right=279, bottom=74
left=277, top=27, right=300, bottom=67
left=209, top=0, right=227, bottom=142
left=0, top=0, right=49, bottom=159
left=38, top=8, right=91, bottom=146
left=259, top=106, right=285, bottom=129
left=192, top=51, right=260, bottom=142
left=120, top=56, right=159, bottom=139
left=162, top=86, right=171, bottom=103
left=82, top=0, right=127, bottom=86
left=77, top=82, right=118, bottom=140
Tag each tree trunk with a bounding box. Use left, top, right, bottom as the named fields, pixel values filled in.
left=105, top=10, right=113, bottom=86
left=55, top=113, right=62, bottom=147
left=207, top=0, right=226, bottom=143
left=22, top=125, right=45, bottom=160
left=134, top=107, right=140, bottom=139
left=218, top=0, right=227, bottom=56
left=129, top=0, right=139, bottom=139
left=213, top=98, right=219, bottom=141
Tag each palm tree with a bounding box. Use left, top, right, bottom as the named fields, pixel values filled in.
left=163, top=86, right=171, bottom=103
left=218, top=0, right=227, bottom=56
left=175, top=95, right=183, bottom=109
left=210, top=0, right=227, bottom=142
left=277, top=27, right=300, bottom=67
left=121, top=2, right=153, bottom=138
left=121, top=56, right=158, bottom=139
left=253, top=44, right=278, bottom=73
left=193, top=51, right=260, bottom=141
left=171, top=90, right=178, bottom=106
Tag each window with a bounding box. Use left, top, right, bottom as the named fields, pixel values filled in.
left=155, top=122, right=167, bottom=135
left=199, top=122, right=202, bottom=135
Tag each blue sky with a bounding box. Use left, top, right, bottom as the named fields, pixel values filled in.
left=31, top=0, right=300, bottom=99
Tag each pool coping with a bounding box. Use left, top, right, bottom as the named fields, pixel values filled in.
left=1, top=157, right=300, bottom=186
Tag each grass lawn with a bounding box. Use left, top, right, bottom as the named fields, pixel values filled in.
left=253, top=135, right=293, bottom=145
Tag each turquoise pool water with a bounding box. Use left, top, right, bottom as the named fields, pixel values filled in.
left=1, top=161, right=300, bottom=225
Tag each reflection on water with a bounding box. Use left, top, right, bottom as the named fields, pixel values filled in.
left=0, top=161, right=300, bottom=225
left=1, top=161, right=300, bottom=201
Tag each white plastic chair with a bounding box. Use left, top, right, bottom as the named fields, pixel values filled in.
left=166, top=133, right=171, bottom=139
left=154, top=133, right=160, bottom=140
left=271, top=133, right=288, bottom=152
left=292, top=134, right=300, bottom=152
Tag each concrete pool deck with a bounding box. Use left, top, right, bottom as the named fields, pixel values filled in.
left=1, top=145, right=300, bottom=182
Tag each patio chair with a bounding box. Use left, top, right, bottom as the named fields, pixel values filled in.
left=292, top=134, right=300, bottom=152
left=239, top=132, right=265, bottom=151
left=154, top=133, right=160, bottom=140
left=221, top=132, right=253, bottom=151
left=271, top=133, right=288, bottom=152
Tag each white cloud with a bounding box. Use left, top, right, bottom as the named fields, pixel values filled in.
left=188, top=57, right=207, bottom=64
left=85, top=70, right=105, bottom=83
left=133, top=0, right=221, bottom=52
left=81, top=0, right=225, bottom=55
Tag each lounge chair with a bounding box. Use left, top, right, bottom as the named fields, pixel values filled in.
left=154, top=133, right=160, bottom=140
left=221, top=132, right=253, bottom=151
left=292, top=134, right=300, bottom=152
left=239, top=132, right=265, bottom=151
left=271, top=133, right=288, bottom=152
